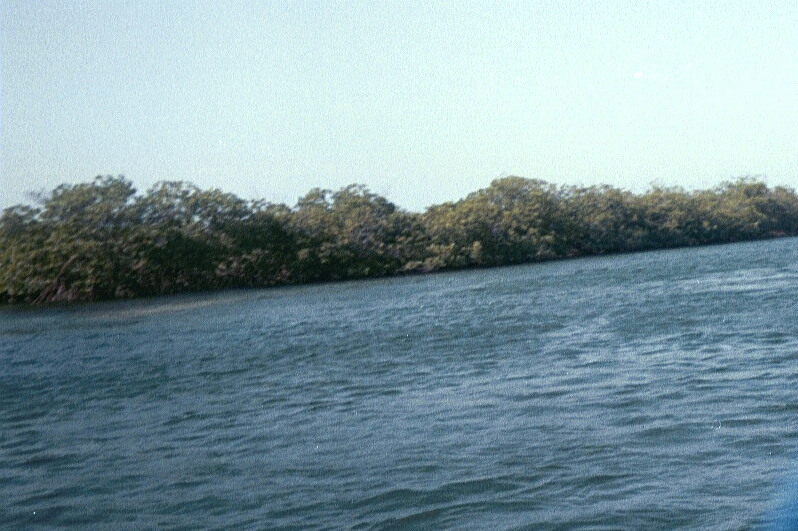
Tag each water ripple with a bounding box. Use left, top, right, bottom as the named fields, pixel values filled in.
left=3, top=238, right=798, bottom=528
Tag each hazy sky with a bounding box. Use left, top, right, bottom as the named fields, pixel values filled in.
left=2, top=0, right=796, bottom=211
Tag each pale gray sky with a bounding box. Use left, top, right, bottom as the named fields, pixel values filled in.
left=2, top=0, right=796, bottom=211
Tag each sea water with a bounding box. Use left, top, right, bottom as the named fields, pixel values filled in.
left=3, top=238, right=798, bottom=529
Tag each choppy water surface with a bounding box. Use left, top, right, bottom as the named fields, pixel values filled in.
left=4, top=238, right=798, bottom=529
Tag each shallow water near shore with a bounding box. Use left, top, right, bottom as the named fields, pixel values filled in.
left=3, top=238, right=798, bottom=529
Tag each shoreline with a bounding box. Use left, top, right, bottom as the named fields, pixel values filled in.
left=3, top=176, right=797, bottom=305
left=2, top=232, right=793, bottom=309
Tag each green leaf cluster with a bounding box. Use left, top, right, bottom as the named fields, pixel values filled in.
left=3, top=175, right=797, bottom=304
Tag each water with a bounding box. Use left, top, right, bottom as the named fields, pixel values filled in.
left=3, top=238, right=798, bottom=529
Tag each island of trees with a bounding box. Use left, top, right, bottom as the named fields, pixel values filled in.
left=2, top=175, right=797, bottom=304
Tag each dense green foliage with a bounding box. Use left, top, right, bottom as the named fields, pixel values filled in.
left=3, top=175, right=798, bottom=304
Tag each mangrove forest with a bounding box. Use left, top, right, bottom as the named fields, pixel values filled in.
left=2, top=175, right=798, bottom=304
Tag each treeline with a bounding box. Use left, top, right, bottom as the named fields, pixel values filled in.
left=2, top=175, right=798, bottom=304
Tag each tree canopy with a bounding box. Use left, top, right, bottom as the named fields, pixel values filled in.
left=2, top=175, right=797, bottom=304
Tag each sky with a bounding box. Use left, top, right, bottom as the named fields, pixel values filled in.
left=1, top=0, right=796, bottom=212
